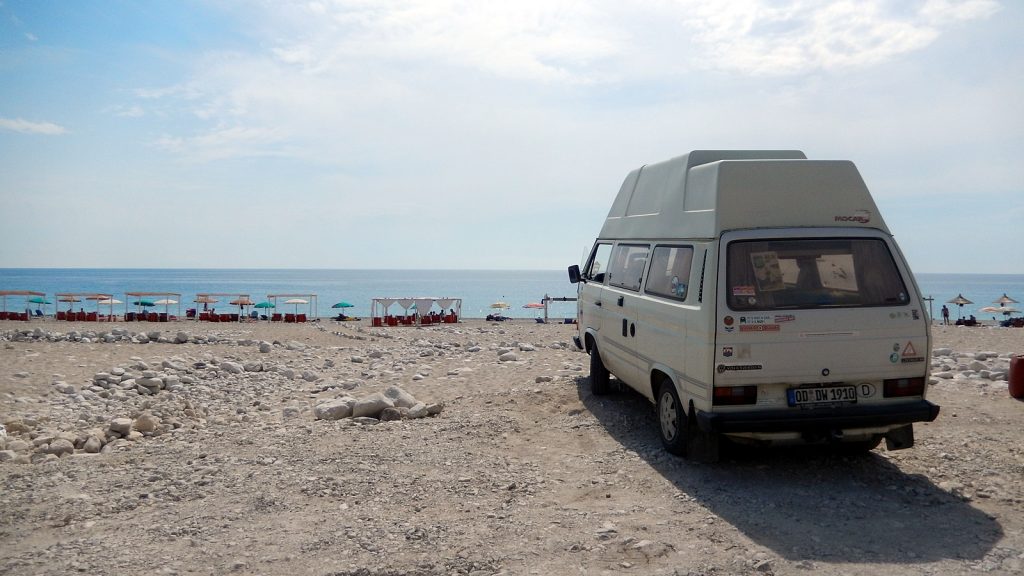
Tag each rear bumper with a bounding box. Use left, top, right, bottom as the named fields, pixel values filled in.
left=695, top=400, right=940, bottom=434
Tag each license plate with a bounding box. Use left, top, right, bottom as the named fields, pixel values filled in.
left=787, top=385, right=857, bottom=407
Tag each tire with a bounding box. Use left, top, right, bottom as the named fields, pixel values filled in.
left=836, top=436, right=883, bottom=455
left=589, top=345, right=611, bottom=396
left=657, top=379, right=687, bottom=455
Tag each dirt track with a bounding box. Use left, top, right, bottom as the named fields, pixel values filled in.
left=1, top=320, right=1022, bottom=575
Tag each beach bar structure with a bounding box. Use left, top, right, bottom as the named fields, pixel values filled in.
left=54, top=293, right=115, bottom=321
left=0, top=290, right=48, bottom=321
left=195, top=293, right=252, bottom=322
left=267, top=294, right=317, bottom=322
left=124, top=291, right=182, bottom=322
left=370, top=297, right=462, bottom=327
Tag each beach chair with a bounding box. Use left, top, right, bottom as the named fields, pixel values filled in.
left=271, top=313, right=282, bottom=322
left=86, top=312, right=98, bottom=322
left=0, top=312, right=8, bottom=320
left=56, top=311, right=65, bottom=320
left=285, top=313, right=295, bottom=323
left=297, top=314, right=307, bottom=323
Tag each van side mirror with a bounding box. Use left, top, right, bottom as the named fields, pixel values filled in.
left=568, top=265, right=581, bottom=284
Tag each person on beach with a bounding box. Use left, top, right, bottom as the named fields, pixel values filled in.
left=942, top=304, right=950, bottom=325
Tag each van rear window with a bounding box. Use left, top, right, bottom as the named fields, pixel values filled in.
left=726, top=238, right=909, bottom=310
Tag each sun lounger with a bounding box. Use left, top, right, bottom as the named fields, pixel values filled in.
left=271, top=313, right=282, bottom=322
left=297, top=314, right=307, bottom=323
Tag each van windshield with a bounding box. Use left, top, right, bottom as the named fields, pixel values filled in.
left=726, top=238, right=910, bottom=311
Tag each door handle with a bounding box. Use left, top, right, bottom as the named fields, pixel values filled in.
left=617, top=296, right=624, bottom=306
left=595, top=301, right=602, bottom=307
left=622, top=318, right=628, bottom=337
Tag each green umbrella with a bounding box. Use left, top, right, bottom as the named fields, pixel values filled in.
left=28, top=296, right=52, bottom=305
left=332, top=301, right=354, bottom=309
left=254, top=301, right=275, bottom=309
left=133, top=300, right=156, bottom=307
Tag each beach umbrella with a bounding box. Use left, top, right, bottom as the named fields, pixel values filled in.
left=490, top=301, right=510, bottom=309
left=97, top=298, right=122, bottom=318
left=332, top=301, right=355, bottom=309
left=153, top=299, right=178, bottom=305
left=253, top=301, right=274, bottom=319
left=284, top=298, right=308, bottom=314
left=980, top=306, right=1019, bottom=318
left=994, top=293, right=1019, bottom=306
left=133, top=300, right=156, bottom=307
left=523, top=302, right=545, bottom=309
left=946, top=294, right=972, bottom=319
left=58, top=294, right=81, bottom=311
left=194, top=295, right=218, bottom=311
left=28, top=296, right=51, bottom=305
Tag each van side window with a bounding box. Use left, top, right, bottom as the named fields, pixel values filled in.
left=726, top=238, right=909, bottom=310
left=608, top=244, right=649, bottom=292
left=645, top=246, right=694, bottom=301
left=584, top=243, right=613, bottom=283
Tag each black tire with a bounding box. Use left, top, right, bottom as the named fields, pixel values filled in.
left=657, top=379, right=687, bottom=455
left=589, top=345, right=611, bottom=396
left=836, top=436, right=883, bottom=455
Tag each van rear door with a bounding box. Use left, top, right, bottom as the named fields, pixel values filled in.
left=714, top=229, right=929, bottom=405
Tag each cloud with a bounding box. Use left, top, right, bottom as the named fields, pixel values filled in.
left=0, top=117, right=67, bottom=135
left=24, top=32, right=37, bottom=42
left=670, top=0, right=1001, bottom=75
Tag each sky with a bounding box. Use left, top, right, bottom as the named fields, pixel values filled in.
left=0, top=0, right=1021, bottom=273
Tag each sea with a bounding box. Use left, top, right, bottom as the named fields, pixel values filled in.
left=0, top=269, right=1022, bottom=323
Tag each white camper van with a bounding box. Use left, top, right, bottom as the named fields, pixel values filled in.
left=568, top=150, right=939, bottom=461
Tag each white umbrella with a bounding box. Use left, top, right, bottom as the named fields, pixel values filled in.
left=284, top=298, right=308, bottom=314
left=153, top=299, right=178, bottom=305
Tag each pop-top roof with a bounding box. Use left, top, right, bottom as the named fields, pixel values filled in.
left=599, top=150, right=889, bottom=239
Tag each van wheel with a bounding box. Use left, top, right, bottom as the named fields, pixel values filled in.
left=589, top=345, right=610, bottom=395
left=657, top=380, right=687, bottom=455
left=837, top=436, right=883, bottom=455
left=686, top=403, right=721, bottom=463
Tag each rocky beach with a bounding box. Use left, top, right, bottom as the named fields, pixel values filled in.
left=1, top=319, right=1023, bottom=575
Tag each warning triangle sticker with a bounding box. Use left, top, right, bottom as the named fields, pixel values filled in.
left=902, top=342, right=917, bottom=357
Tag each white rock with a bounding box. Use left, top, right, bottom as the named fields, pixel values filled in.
left=314, top=398, right=355, bottom=420
left=220, top=362, right=244, bottom=374
left=426, top=402, right=444, bottom=415
left=286, top=340, right=306, bottom=351
left=518, top=343, right=536, bottom=352
left=134, top=414, right=160, bottom=433
left=302, top=370, right=320, bottom=382
left=407, top=402, right=429, bottom=419
left=259, top=341, right=272, bottom=353
left=82, top=436, right=103, bottom=453
left=499, top=352, right=518, bottom=362
left=45, top=438, right=75, bottom=457
left=109, top=418, right=133, bottom=435
left=54, top=382, right=77, bottom=394
left=352, top=392, right=394, bottom=418
left=383, top=385, right=418, bottom=408
left=243, top=362, right=263, bottom=372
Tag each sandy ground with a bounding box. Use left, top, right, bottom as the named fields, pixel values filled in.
left=1, top=318, right=1023, bottom=576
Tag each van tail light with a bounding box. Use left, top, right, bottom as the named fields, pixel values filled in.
left=713, top=385, right=758, bottom=406
left=883, top=377, right=925, bottom=398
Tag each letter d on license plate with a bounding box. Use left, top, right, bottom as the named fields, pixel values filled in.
left=787, top=385, right=857, bottom=407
